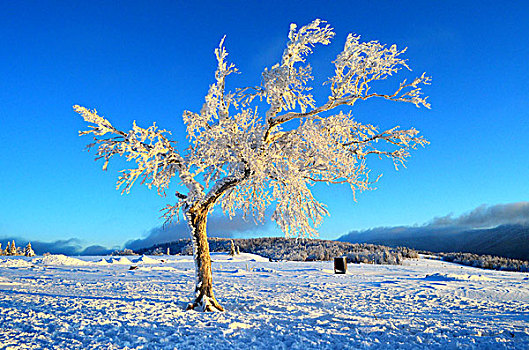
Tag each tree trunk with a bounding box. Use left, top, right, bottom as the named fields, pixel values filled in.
left=185, top=204, right=224, bottom=312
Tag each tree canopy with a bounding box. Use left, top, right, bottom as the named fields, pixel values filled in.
left=74, top=19, right=430, bottom=239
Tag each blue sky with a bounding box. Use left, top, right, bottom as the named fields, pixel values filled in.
left=1, top=1, right=528, bottom=251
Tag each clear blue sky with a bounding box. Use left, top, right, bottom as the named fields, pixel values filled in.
left=1, top=1, right=528, bottom=250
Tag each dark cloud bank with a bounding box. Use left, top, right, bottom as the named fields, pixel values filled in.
left=124, top=214, right=267, bottom=251
left=339, top=202, right=529, bottom=260
left=1, top=214, right=267, bottom=256
left=0, top=237, right=114, bottom=256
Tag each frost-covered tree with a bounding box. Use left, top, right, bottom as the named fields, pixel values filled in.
left=24, top=242, right=36, bottom=257
left=74, top=19, right=430, bottom=311
left=9, top=241, right=17, bottom=256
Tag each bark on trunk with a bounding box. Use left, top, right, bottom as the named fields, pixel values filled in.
left=185, top=204, right=224, bottom=312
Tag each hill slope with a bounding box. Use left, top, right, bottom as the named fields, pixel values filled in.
left=339, top=224, right=529, bottom=260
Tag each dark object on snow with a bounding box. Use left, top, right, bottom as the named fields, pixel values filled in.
left=129, top=266, right=138, bottom=270
left=334, top=257, right=347, bottom=274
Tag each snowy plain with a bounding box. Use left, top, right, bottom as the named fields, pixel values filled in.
left=0, top=253, right=528, bottom=349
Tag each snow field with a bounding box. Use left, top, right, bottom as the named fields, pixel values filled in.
left=0, top=254, right=528, bottom=349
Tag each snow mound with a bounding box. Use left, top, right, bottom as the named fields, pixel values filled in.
left=211, top=252, right=269, bottom=262
left=93, top=258, right=109, bottom=265
left=134, top=266, right=180, bottom=272
left=132, top=255, right=161, bottom=264
left=106, top=257, right=133, bottom=265
left=228, top=322, right=253, bottom=330
left=157, top=256, right=194, bottom=263
left=32, top=255, right=91, bottom=266
left=253, top=267, right=275, bottom=273
left=425, top=273, right=493, bottom=282
left=221, top=268, right=248, bottom=275
left=0, top=258, right=33, bottom=268
left=0, top=276, right=22, bottom=286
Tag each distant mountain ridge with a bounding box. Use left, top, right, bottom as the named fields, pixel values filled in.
left=338, top=224, right=529, bottom=261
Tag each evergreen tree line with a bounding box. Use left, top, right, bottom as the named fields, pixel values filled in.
left=122, top=238, right=529, bottom=272
left=439, top=252, right=529, bottom=272
left=0, top=241, right=36, bottom=257
left=127, top=237, right=420, bottom=265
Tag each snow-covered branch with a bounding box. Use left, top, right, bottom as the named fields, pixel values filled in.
left=238, top=19, right=335, bottom=123
left=74, top=105, right=202, bottom=210
left=259, top=31, right=430, bottom=144
left=329, top=34, right=431, bottom=107
left=76, top=18, right=430, bottom=239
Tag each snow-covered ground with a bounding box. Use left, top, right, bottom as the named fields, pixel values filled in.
left=0, top=253, right=528, bottom=349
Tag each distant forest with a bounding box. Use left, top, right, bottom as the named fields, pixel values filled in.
left=122, top=237, right=419, bottom=265
left=116, top=236, right=529, bottom=272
